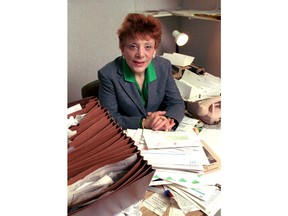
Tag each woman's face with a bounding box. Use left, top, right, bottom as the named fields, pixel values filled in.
left=121, top=36, right=157, bottom=74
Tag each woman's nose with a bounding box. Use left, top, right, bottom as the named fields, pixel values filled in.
left=136, top=46, right=144, bottom=57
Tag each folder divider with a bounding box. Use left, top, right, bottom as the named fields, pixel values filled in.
left=67, top=97, right=155, bottom=215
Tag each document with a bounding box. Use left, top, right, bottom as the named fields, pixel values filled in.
left=167, top=184, right=221, bottom=216
left=143, top=129, right=201, bottom=149
left=141, top=146, right=210, bottom=167
left=125, top=128, right=147, bottom=150
left=152, top=169, right=204, bottom=188
left=169, top=205, right=187, bottom=216
left=67, top=103, right=82, bottom=115
left=162, top=52, right=195, bottom=66
left=176, top=184, right=217, bottom=202
left=176, top=116, right=199, bottom=132
left=142, top=193, right=170, bottom=216
left=163, top=185, right=199, bottom=214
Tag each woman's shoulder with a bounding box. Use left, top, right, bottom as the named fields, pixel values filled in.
left=153, top=56, right=172, bottom=75
left=98, top=56, right=122, bottom=79
left=154, top=56, right=171, bottom=65
left=99, top=56, right=121, bottom=71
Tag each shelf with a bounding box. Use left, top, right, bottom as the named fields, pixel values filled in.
left=140, top=9, right=221, bottom=21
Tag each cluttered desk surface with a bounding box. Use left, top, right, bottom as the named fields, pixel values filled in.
left=125, top=114, right=221, bottom=216
left=67, top=104, right=221, bottom=216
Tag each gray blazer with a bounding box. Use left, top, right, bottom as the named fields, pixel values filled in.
left=98, top=56, right=185, bottom=129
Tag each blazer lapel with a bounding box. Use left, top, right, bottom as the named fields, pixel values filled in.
left=118, top=78, right=147, bottom=115
left=146, top=59, right=160, bottom=111
left=146, top=79, right=158, bottom=111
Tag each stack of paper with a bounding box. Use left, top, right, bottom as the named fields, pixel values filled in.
left=125, top=116, right=221, bottom=216
left=175, top=69, right=221, bottom=101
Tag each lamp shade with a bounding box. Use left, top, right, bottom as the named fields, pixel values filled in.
left=172, top=30, right=189, bottom=46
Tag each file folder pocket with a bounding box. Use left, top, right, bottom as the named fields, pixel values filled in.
left=68, top=132, right=124, bottom=164
left=71, top=104, right=107, bottom=129
left=115, top=159, right=149, bottom=190
left=68, top=148, right=138, bottom=181
left=69, top=155, right=144, bottom=210
left=68, top=98, right=99, bottom=119
left=69, top=111, right=108, bottom=134
left=68, top=125, right=123, bottom=163
left=68, top=116, right=112, bottom=148
left=67, top=97, right=155, bottom=215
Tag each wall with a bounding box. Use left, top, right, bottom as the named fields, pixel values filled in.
left=68, top=0, right=134, bottom=103
left=180, top=0, right=221, bottom=78
left=68, top=0, right=220, bottom=103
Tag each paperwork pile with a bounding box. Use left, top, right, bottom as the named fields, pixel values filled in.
left=162, top=52, right=221, bottom=102
left=125, top=116, right=221, bottom=216
left=175, top=69, right=221, bottom=102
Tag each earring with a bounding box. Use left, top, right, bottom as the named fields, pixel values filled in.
left=153, top=53, right=156, bottom=58
left=122, top=55, right=125, bottom=59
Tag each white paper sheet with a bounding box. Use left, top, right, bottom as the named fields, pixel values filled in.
left=143, top=129, right=201, bottom=149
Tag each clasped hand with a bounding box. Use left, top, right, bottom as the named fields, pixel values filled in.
left=143, top=111, right=175, bottom=131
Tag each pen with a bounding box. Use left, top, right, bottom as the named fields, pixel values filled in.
left=164, top=189, right=173, bottom=198
left=148, top=186, right=173, bottom=198
left=148, top=186, right=164, bottom=194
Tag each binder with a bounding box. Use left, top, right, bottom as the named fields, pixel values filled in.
left=67, top=97, right=155, bottom=215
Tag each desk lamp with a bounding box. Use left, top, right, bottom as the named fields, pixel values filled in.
left=172, top=30, right=189, bottom=53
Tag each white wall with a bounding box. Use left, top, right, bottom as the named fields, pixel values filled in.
left=68, top=0, right=220, bottom=103
left=68, top=0, right=134, bottom=103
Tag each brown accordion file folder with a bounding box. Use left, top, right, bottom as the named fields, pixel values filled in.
left=67, top=97, right=155, bottom=216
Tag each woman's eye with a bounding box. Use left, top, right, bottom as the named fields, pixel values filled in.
left=145, top=45, right=152, bottom=50
left=128, top=44, right=137, bottom=49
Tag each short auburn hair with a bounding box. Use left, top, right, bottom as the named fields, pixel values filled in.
left=117, top=13, right=162, bottom=50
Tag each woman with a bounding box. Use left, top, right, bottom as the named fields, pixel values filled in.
left=98, top=13, right=185, bottom=131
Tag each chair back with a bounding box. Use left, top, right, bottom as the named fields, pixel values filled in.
left=81, top=80, right=100, bottom=98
